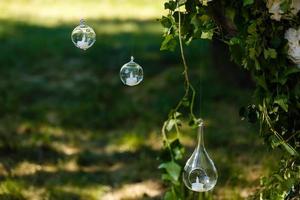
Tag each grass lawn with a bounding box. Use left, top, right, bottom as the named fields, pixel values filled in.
left=0, top=0, right=279, bottom=199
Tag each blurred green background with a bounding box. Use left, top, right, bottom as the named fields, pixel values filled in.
left=0, top=0, right=279, bottom=199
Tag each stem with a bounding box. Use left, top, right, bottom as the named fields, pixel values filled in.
left=162, top=121, right=175, bottom=160
left=174, top=113, right=181, bottom=138
left=161, top=1, right=200, bottom=161
left=178, top=8, right=190, bottom=89
left=177, top=3, right=197, bottom=121
left=286, top=131, right=299, bottom=143
left=262, top=100, right=299, bottom=156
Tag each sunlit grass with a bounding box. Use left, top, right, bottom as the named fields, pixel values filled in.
left=0, top=0, right=166, bottom=26
left=0, top=179, right=25, bottom=199
left=92, top=20, right=163, bottom=35
left=102, top=180, right=163, bottom=200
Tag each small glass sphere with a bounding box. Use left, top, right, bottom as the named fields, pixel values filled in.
left=71, top=19, right=96, bottom=50
left=120, top=56, right=143, bottom=86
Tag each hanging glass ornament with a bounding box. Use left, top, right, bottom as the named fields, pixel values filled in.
left=183, top=121, right=218, bottom=192
left=71, top=19, right=96, bottom=50
left=120, top=56, right=143, bottom=86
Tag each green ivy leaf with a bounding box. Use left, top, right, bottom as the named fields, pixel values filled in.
left=274, top=174, right=284, bottom=182
left=274, top=96, right=288, bottom=112
left=161, top=16, right=172, bottom=28
left=164, top=1, right=177, bottom=11
left=160, top=35, right=177, bottom=51
left=264, top=48, right=277, bottom=59
left=280, top=0, right=290, bottom=12
left=164, top=191, right=176, bottom=200
left=173, top=146, right=184, bottom=160
left=243, top=0, right=254, bottom=6
left=166, top=119, right=176, bottom=131
left=225, top=8, right=236, bottom=22
left=174, top=112, right=181, bottom=118
left=178, top=0, right=187, bottom=6
left=249, top=48, right=256, bottom=59
left=247, top=22, right=257, bottom=35
left=201, top=31, right=213, bottom=40
left=159, top=161, right=182, bottom=182
left=200, top=15, right=210, bottom=22
left=229, top=37, right=241, bottom=45
left=269, top=135, right=298, bottom=157
left=170, top=139, right=185, bottom=160
left=270, top=135, right=281, bottom=148
left=162, top=174, right=179, bottom=184
left=254, top=76, right=268, bottom=91
left=166, top=119, right=181, bottom=131
left=284, top=67, right=300, bottom=77
left=282, top=142, right=298, bottom=156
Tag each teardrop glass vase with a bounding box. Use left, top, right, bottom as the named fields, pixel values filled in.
left=183, top=121, right=218, bottom=192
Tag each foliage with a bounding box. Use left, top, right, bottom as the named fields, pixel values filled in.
left=0, top=0, right=295, bottom=199
left=0, top=179, right=25, bottom=200
left=159, top=0, right=300, bottom=199
left=251, top=157, right=300, bottom=200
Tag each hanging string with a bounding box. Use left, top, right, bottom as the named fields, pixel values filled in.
left=130, top=32, right=135, bottom=58
left=199, top=85, right=203, bottom=118
left=129, top=19, right=137, bottom=58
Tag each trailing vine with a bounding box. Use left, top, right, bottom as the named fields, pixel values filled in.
left=159, top=2, right=203, bottom=200
left=159, top=0, right=300, bottom=199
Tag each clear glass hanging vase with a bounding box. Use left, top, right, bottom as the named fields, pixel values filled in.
left=183, top=121, right=218, bottom=192
left=71, top=19, right=96, bottom=50
left=120, top=56, right=143, bottom=86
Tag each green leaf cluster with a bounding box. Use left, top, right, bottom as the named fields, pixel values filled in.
left=160, top=0, right=300, bottom=198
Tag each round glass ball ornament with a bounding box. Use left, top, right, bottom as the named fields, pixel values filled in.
left=71, top=19, right=96, bottom=50
left=120, top=56, right=143, bottom=86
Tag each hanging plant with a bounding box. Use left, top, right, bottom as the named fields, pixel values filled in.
left=159, top=0, right=300, bottom=199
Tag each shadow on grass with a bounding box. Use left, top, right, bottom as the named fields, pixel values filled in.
left=1, top=145, right=159, bottom=186
left=48, top=190, right=81, bottom=200
left=77, top=146, right=158, bottom=167
left=0, top=19, right=188, bottom=131
left=0, top=144, right=65, bottom=165
left=0, top=194, right=25, bottom=200
left=0, top=18, right=266, bottom=199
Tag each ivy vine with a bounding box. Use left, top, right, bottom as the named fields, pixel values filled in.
left=159, top=0, right=300, bottom=199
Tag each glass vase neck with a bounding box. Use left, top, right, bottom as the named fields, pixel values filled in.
left=197, top=122, right=205, bottom=148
